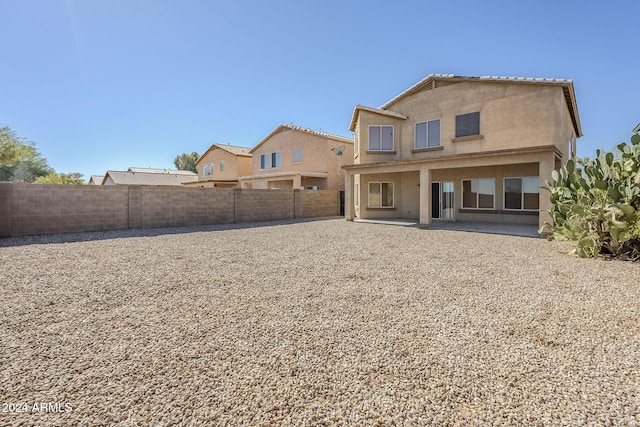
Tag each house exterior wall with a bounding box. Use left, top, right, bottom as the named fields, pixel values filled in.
left=346, top=78, right=580, bottom=229
left=243, top=127, right=353, bottom=191
left=195, top=147, right=252, bottom=183
left=353, top=82, right=571, bottom=164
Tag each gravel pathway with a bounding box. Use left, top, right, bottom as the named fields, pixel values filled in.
left=1, top=218, right=639, bottom=425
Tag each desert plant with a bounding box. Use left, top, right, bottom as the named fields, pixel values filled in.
left=540, top=134, right=640, bottom=259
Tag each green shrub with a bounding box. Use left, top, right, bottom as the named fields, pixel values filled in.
left=540, top=134, right=640, bottom=260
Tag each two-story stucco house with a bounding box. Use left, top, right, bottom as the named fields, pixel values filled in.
left=239, top=123, right=353, bottom=190
left=184, top=144, right=252, bottom=188
left=343, top=74, right=582, bottom=230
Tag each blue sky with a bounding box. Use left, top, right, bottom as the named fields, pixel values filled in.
left=1, top=0, right=638, bottom=181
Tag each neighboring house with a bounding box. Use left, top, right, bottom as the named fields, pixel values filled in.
left=101, top=170, right=198, bottom=186
left=239, top=123, right=353, bottom=190
left=88, top=175, right=104, bottom=185
left=128, top=167, right=196, bottom=175
left=343, top=74, right=582, bottom=230
left=634, top=123, right=640, bottom=133
left=183, top=144, right=252, bottom=188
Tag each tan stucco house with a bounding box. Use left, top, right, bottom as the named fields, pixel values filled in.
left=343, top=74, right=582, bottom=229
left=184, top=144, right=252, bottom=188
left=239, top=123, right=353, bottom=190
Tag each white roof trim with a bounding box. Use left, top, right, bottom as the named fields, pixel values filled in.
left=348, top=105, right=408, bottom=131
left=250, top=123, right=352, bottom=154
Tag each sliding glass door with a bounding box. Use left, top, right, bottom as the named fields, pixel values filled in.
left=431, top=182, right=454, bottom=220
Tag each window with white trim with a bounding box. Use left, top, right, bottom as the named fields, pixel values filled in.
left=272, top=151, right=282, bottom=168
left=462, top=179, right=494, bottom=209
left=203, top=163, right=214, bottom=176
left=293, top=147, right=302, bottom=163
left=220, top=160, right=225, bottom=173
left=368, top=126, right=394, bottom=151
left=260, top=154, right=270, bottom=169
left=354, top=183, right=359, bottom=207
left=415, top=119, right=440, bottom=148
left=368, top=182, right=394, bottom=207
left=354, top=130, right=359, bottom=155
left=504, top=177, right=539, bottom=210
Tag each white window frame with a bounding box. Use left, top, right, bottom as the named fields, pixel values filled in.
left=504, top=177, right=539, bottom=211
left=415, top=119, right=441, bottom=148
left=260, top=154, right=270, bottom=170
left=354, top=183, right=359, bottom=207
left=354, top=130, right=359, bottom=155
left=368, top=182, right=394, bottom=208
left=220, top=160, right=225, bottom=173
left=293, top=147, right=303, bottom=163
left=368, top=125, right=394, bottom=151
left=462, top=178, right=494, bottom=209
left=271, top=151, right=282, bottom=169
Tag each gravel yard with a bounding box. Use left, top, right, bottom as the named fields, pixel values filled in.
left=1, top=218, right=639, bottom=426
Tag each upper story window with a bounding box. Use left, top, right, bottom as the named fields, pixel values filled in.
left=455, top=112, right=480, bottom=138
left=203, top=163, right=214, bottom=176
left=293, top=147, right=302, bottom=163
left=354, top=130, right=359, bottom=155
left=271, top=151, right=282, bottom=168
left=368, top=125, right=394, bottom=151
left=219, top=160, right=225, bottom=173
left=260, top=154, right=270, bottom=169
left=415, top=120, right=441, bottom=148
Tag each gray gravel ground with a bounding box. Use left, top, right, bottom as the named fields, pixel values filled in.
left=1, top=218, right=639, bottom=426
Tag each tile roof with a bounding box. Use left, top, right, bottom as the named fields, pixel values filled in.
left=196, top=143, right=252, bottom=165
left=634, top=123, right=640, bottom=133
left=88, top=175, right=104, bottom=185
left=250, top=123, right=353, bottom=154
left=102, top=170, right=198, bottom=186
left=128, top=167, right=196, bottom=175
left=353, top=73, right=582, bottom=137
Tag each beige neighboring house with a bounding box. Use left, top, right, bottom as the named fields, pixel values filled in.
left=88, top=175, right=104, bottom=185
left=239, top=124, right=353, bottom=190
left=343, top=74, right=582, bottom=230
left=101, top=170, right=197, bottom=186
left=127, top=167, right=197, bottom=175
left=183, top=144, right=252, bottom=188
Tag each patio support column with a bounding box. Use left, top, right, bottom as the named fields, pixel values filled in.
left=419, top=165, right=431, bottom=226
left=293, top=174, right=302, bottom=189
left=344, top=171, right=354, bottom=221
left=539, top=154, right=555, bottom=231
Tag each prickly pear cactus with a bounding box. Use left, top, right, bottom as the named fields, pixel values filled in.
left=541, top=134, right=640, bottom=259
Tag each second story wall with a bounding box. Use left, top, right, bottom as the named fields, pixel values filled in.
left=197, top=146, right=252, bottom=181
left=352, top=78, right=580, bottom=166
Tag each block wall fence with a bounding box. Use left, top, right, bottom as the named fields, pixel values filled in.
left=0, top=183, right=341, bottom=238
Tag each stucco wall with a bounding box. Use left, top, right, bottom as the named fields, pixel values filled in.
left=0, top=183, right=340, bottom=237
left=353, top=82, right=573, bottom=165
left=245, top=127, right=353, bottom=191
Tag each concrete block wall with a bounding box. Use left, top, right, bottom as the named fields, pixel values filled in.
left=295, top=190, right=340, bottom=218
left=0, top=183, right=340, bottom=237
left=234, top=189, right=294, bottom=223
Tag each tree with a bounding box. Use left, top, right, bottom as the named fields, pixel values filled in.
left=34, top=172, right=84, bottom=184
left=173, top=152, right=199, bottom=173
left=0, top=125, right=54, bottom=182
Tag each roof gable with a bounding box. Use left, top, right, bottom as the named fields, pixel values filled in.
left=358, top=73, right=582, bottom=137
left=348, top=105, right=409, bottom=132
left=196, top=143, right=252, bottom=165
left=250, top=123, right=353, bottom=154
